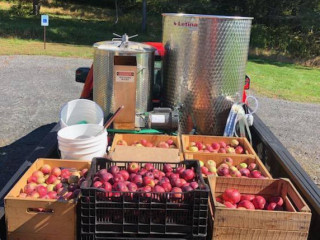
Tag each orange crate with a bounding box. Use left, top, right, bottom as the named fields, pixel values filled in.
left=5, top=158, right=91, bottom=240
left=181, top=135, right=256, bottom=156
left=109, top=134, right=182, bottom=162
left=207, top=176, right=311, bottom=240
left=185, top=153, right=272, bottom=179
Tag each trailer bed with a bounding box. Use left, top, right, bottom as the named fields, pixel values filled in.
left=0, top=115, right=319, bottom=240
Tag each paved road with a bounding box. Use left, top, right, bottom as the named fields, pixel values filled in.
left=0, top=55, right=319, bottom=191
left=0, top=55, right=92, bottom=190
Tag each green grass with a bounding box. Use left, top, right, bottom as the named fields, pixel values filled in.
left=0, top=1, right=319, bottom=103
left=247, top=58, right=320, bottom=103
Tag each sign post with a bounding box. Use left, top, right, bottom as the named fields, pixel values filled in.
left=41, top=15, right=49, bottom=49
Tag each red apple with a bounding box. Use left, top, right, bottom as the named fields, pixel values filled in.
left=99, top=172, right=113, bottom=182
left=217, top=167, right=229, bottom=176
left=144, top=163, right=154, bottom=171
left=222, top=188, right=241, bottom=204
left=195, top=142, right=204, bottom=150
left=143, top=176, right=155, bottom=187
left=218, top=148, right=227, bottom=153
left=238, top=200, right=255, bottom=210
left=29, top=191, right=40, bottom=198
left=113, top=174, right=124, bottom=183
left=239, top=168, right=250, bottom=177
left=109, top=165, right=120, bottom=175
left=51, top=167, right=61, bottom=177
left=166, top=139, right=174, bottom=145
left=54, top=183, right=63, bottom=191
left=27, top=176, right=37, bottom=183
left=250, top=170, right=262, bottom=178
left=103, top=182, right=112, bottom=192
left=119, top=170, right=129, bottom=181
left=24, top=183, right=37, bottom=194
left=127, top=182, right=138, bottom=192
left=201, top=166, right=209, bottom=176
left=216, top=197, right=223, bottom=203
left=269, top=196, right=284, bottom=207
left=219, top=141, right=227, bottom=148
left=46, top=175, right=57, bottom=185
left=145, top=172, right=154, bottom=179
left=267, top=202, right=277, bottom=211
left=252, top=196, right=266, bottom=210
left=36, top=185, right=47, bottom=197
left=80, top=168, right=88, bottom=177
left=153, top=185, right=165, bottom=193
left=171, top=187, right=182, bottom=199
left=235, top=146, right=244, bottom=154
left=128, top=162, right=140, bottom=173
left=140, top=139, right=148, bottom=146
left=47, top=191, right=57, bottom=199
left=115, top=182, right=128, bottom=192
left=182, top=185, right=193, bottom=192
left=211, top=142, right=220, bottom=150
left=190, top=181, right=199, bottom=190
left=93, top=181, right=103, bottom=188
left=181, top=169, right=195, bottom=182
left=145, top=142, right=154, bottom=147
left=161, top=182, right=172, bottom=192
left=132, top=175, right=143, bottom=187
left=224, top=201, right=237, bottom=208
left=157, top=141, right=170, bottom=148
left=248, top=163, right=257, bottom=171
left=41, top=164, right=52, bottom=175
left=240, top=194, right=255, bottom=202
left=32, top=170, right=44, bottom=179
left=171, top=178, right=183, bottom=188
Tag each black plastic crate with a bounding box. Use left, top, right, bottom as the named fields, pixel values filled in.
left=79, top=158, right=209, bottom=240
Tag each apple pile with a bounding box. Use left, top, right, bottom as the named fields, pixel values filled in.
left=18, top=164, right=88, bottom=200
left=117, top=139, right=177, bottom=148
left=187, top=139, right=246, bottom=154
left=91, top=162, right=200, bottom=199
left=217, top=188, right=285, bottom=211
left=199, top=157, right=266, bottom=179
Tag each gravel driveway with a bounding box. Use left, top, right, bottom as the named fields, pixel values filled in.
left=0, top=55, right=319, bottom=191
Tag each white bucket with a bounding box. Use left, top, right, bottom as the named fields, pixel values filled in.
left=57, top=124, right=107, bottom=160
left=59, top=99, right=104, bottom=129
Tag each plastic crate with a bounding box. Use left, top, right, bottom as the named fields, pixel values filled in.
left=79, top=158, right=209, bottom=239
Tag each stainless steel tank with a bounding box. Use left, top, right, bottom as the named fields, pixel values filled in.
left=93, top=34, right=155, bottom=118
left=162, top=14, right=252, bottom=135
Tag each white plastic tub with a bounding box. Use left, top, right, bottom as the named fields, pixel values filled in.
left=60, top=99, right=104, bottom=128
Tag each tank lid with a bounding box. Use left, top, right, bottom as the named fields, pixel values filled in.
left=94, top=33, right=155, bottom=53
left=162, top=13, right=253, bottom=20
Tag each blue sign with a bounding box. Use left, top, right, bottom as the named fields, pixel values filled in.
left=41, top=15, right=49, bottom=26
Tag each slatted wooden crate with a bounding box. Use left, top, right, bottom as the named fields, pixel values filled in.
left=185, top=153, right=272, bottom=179
left=207, top=176, right=311, bottom=240
left=109, top=133, right=182, bottom=162
left=5, top=158, right=91, bottom=240
left=181, top=135, right=256, bottom=157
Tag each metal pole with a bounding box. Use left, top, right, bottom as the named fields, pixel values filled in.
left=44, top=26, right=46, bottom=49
left=142, top=0, right=147, bottom=32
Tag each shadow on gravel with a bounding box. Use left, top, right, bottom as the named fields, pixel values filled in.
left=0, top=123, right=56, bottom=191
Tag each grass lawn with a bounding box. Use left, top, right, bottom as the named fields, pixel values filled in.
left=247, top=58, right=320, bottom=103
left=0, top=0, right=319, bottom=103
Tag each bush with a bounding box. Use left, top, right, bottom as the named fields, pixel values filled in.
left=8, top=2, right=33, bottom=16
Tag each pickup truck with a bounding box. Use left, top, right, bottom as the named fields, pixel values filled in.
left=0, top=70, right=319, bottom=239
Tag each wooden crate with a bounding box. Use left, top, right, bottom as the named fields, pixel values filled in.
left=5, top=158, right=91, bottom=240
left=207, top=176, right=311, bottom=240
left=109, top=134, right=182, bottom=162
left=185, top=153, right=272, bottom=179
left=181, top=135, right=256, bottom=156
